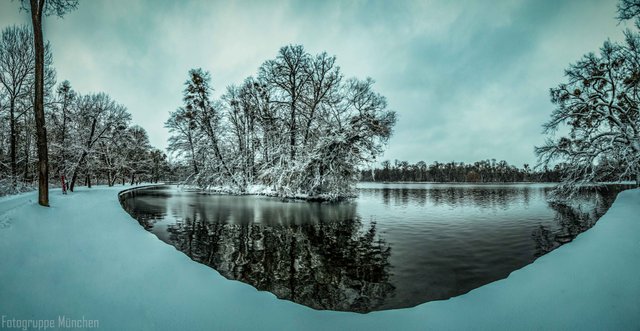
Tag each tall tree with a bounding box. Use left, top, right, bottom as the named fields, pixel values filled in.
left=259, top=45, right=311, bottom=161
left=536, top=35, right=640, bottom=196
left=183, top=69, right=239, bottom=188
left=166, top=107, right=202, bottom=175
left=20, top=0, right=78, bottom=206
left=0, top=25, right=55, bottom=189
left=0, top=25, right=34, bottom=186
left=49, top=80, right=75, bottom=178
left=68, top=93, right=130, bottom=191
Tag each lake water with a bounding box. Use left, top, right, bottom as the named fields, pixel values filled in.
left=119, top=183, right=625, bottom=313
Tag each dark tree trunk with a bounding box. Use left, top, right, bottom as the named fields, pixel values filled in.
left=69, top=118, right=96, bottom=191
left=289, top=100, right=296, bottom=161
left=23, top=123, right=29, bottom=182
left=9, top=97, right=16, bottom=186
left=188, top=134, right=198, bottom=174
left=58, top=99, right=68, bottom=177
left=30, top=0, right=49, bottom=206
left=202, top=117, right=240, bottom=188
left=69, top=151, right=86, bottom=192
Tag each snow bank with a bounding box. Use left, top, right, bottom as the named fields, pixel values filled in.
left=0, top=186, right=638, bottom=330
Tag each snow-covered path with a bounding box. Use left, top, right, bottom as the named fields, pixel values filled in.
left=0, top=186, right=638, bottom=330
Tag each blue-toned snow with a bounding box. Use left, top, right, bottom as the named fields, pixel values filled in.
left=0, top=185, right=638, bottom=330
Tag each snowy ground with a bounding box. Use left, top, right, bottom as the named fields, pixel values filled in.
left=0, top=185, right=638, bottom=330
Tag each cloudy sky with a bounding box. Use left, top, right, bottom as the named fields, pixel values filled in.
left=0, top=0, right=630, bottom=166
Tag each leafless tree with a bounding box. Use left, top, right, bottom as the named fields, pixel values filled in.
left=19, top=0, right=78, bottom=206
left=536, top=34, right=640, bottom=198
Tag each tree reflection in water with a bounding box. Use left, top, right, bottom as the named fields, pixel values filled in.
left=120, top=184, right=628, bottom=313
left=532, top=187, right=619, bottom=257
left=121, top=188, right=394, bottom=312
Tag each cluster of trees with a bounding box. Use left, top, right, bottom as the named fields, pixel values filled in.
left=361, top=159, right=565, bottom=183
left=536, top=0, right=640, bottom=197
left=0, top=24, right=169, bottom=196
left=167, top=45, right=396, bottom=200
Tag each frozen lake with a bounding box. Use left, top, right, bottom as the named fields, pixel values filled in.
left=119, top=183, right=626, bottom=312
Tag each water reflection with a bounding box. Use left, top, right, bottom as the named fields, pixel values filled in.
left=121, top=188, right=393, bottom=312
left=120, top=184, right=627, bottom=313
left=532, top=187, right=616, bottom=257
left=369, top=185, right=540, bottom=209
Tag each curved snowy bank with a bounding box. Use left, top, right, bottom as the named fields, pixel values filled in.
left=0, top=186, right=638, bottom=330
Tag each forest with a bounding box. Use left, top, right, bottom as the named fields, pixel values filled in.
left=361, top=158, right=639, bottom=183
left=0, top=24, right=170, bottom=196
left=360, top=159, right=561, bottom=183
left=166, top=45, right=397, bottom=200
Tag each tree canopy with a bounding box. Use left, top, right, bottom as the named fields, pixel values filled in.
left=167, top=45, right=396, bottom=200
left=536, top=1, right=640, bottom=198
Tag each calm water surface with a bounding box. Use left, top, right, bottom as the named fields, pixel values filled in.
left=119, top=183, right=625, bottom=312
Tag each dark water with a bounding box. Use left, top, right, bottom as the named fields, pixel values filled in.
left=119, top=183, right=627, bottom=313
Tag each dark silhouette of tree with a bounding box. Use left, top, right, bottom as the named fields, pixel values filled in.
left=19, top=0, right=78, bottom=206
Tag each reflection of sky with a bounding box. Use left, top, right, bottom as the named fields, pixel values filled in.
left=0, top=0, right=627, bottom=165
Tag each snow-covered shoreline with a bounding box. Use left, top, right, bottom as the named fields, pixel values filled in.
left=0, top=185, right=638, bottom=330
left=172, top=183, right=357, bottom=202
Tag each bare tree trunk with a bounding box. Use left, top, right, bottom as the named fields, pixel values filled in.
left=22, top=122, right=30, bottom=182
left=58, top=100, right=68, bottom=177
left=69, top=150, right=87, bottom=192
left=289, top=100, right=296, bottom=161
left=69, top=117, right=96, bottom=191
left=188, top=134, right=198, bottom=174
left=9, top=98, right=16, bottom=186
left=202, top=118, right=240, bottom=188
left=30, top=0, right=49, bottom=206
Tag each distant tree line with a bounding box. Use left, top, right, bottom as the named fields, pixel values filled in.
left=362, top=159, right=563, bottom=183
left=362, top=159, right=638, bottom=183
left=0, top=24, right=169, bottom=195
left=167, top=45, right=396, bottom=199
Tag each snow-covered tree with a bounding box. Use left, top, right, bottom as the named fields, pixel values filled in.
left=166, top=106, right=203, bottom=176
left=0, top=24, right=56, bottom=193
left=123, top=125, right=151, bottom=184
left=68, top=93, right=130, bottom=191
left=48, top=80, right=75, bottom=178
left=19, top=0, right=78, bottom=206
left=536, top=33, right=640, bottom=197
left=183, top=68, right=239, bottom=188
left=167, top=45, right=396, bottom=200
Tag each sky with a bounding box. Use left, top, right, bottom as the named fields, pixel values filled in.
left=0, top=0, right=631, bottom=166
